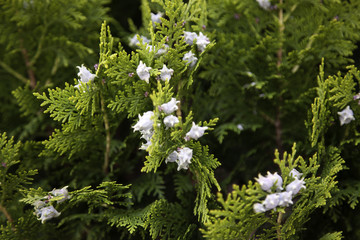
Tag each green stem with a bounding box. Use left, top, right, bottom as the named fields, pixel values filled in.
left=101, top=94, right=111, bottom=174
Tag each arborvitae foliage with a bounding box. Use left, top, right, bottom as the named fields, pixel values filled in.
left=2, top=0, right=360, bottom=239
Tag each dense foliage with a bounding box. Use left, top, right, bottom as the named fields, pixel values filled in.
left=1, top=0, right=360, bottom=239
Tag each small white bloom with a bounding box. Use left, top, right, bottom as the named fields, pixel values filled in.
left=185, top=122, right=208, bottom=141
left=263, top=193, right=280, bottom=211
left=286, top=178, right=306, bottom=196
left=165, top=151, right=178, bottom=163
left=136, top=61, right=152, bottom=83
left=75, top=64, right=96, bottom=89
left=196, top=32, right=210, bottom=52
left=38, top=206, right=61, bottom=224
left=237, top=124, right=244, bottom=131
left=140, top=140, right=152, bottom=150
left=337, top=105, right=355, bottom=126
left=33, top=200, right=46, bottom=210
left=256, top=0, right=271, bottom=10
left=183, top=31, right=198, bottom=45
left=160, top=98, right=180, bottom=114
left=164, top=115, right=179, bottom=128
left=151, top=12, right=163, bottom=25
left=140, top=129, right=153, bottom=142
left=183, top=51, right=198, bottom=68
left=176, top=147, right=193, bottom=171
left=156, top=44, right=169, bottom=56
left=133, top=111, right=154, bottom=132
left=256, top=171, right=283, bottom=192
left=278, top=191, right=293, bottom=207
left=289, top=169, right=303, bottom=179
left=253, top=203, right=266, bottom=213
left=160, top=64, right=174, bottom=81
left=50, top=186, right=71, bottom=203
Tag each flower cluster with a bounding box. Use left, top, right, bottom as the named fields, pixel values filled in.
left=166, top=147, right=193, bottom=171
left=136, top=62, right=174, bottom=83
left=132, top=111, right=155, bottom=150
left=183, top=31, right=210, bottom=52
left=33, top=186, right=71, bottom=223
left=75, top=64, right=96, bottom=89
left=337, top=105, right=355, bottom=126
left=254, top=169, right=306, bottom=213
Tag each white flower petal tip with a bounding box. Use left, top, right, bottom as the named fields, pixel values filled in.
left=185, top=122, right=208, bottom=141
left=160, top=64, right=174, bottom=81
left=159, top=98, right=180, bottom=114
left=136, top=61, right=152, bottom=83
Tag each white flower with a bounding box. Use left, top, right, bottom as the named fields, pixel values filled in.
left=136, top=61, right=152, bottom=83
left=165, top=151, right=178, bottom=163
left=50, top=186, right=71, bottom=203
left=337, top=105, right=355, bottom=126
left=263, top=193, right=280, bottom=211
left=183, top=51, right=198, bottom=68
left=160, top=98, right=180, bottom=114
left=151, top=12, right=163, bottom=25
left=278, top=191, right=293, bottom=207
left=164, top=115, right=179, bottom=128
left=286, top=178, right=306, bottom=196
left=196, top=32, right=210, bottom=52
left=256, top=0, right=271, bottom=10
left=156, top=44, right=169, bottom=56
left=33, top=200, right=45, bottom=209
left=256, top=171, right=283, bottom=192
left=133, top=111, right=154, bottom=132
left=185, top=122, right=208, bottom=141
left=37, top=206, right=61, bottom=224
left=160, top=64, right=174, bottom=81
left=75, top=64, right=96, bottom=89
left=253, top=203, right=266, bottom=213
left=176, top=147, right=193, bottom=171
left=237, top=124, right=244, bottom=131
left=289, top=169, right=303, bottom=179
left=184, top=31, right=198, bottom=45
left=140, top=129, right=153, bottom=142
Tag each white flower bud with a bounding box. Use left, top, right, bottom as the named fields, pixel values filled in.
left=38, top=205, right=61, bottom=224
left=151, top=12, right=163, bottom=25
left=160, top=98, right=180, bottom=114
left=136, top=61, right=152, bottom=83
left=256, top=0, right=271, bottom=10
left=176, top=147, right=193, bottom=171
left=165, top=151, right=178, bottom=164
left=278, top=191, right=293, bottom=207
left=163, top=115, right=179, bottom=128
left=286, top=178, right=306, bottom=196
left=183, top=31, right=197, bottom=45
left=185, top=122, right=208, bottom=141
left=50, top=186, right=71, bottom=203
left=263, top=193, right=280, bottom=211
left=183, top=51, right=198, bottom=68
left=337, top=105, right=355, bottom=126
left=196, top=32, right=210, bottom=52
left=133, top=111, right=154, bottom=132
left=256, top=171, right=283, bottom=192
left=160, top=64, right=174, bottom=81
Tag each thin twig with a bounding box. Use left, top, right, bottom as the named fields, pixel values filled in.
left=20, top=39, right=36, bottom=89
left=0, top=61, right=29, bottom=84
left=277, top=212, right=283, bottom=240
left=101, top=94, right=111, bottom=174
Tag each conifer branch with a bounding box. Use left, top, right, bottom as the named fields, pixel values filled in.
left=30, top=25, right=48, bottom=66
left=101, top=93, right=111, bottom=174
left=0, top=61, right=29, bottom=84
left=277, top=211, right=283, bottom=240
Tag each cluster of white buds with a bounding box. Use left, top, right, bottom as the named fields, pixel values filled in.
left=136, top=62, right=174, bottom=83
left=254, top=169, right=306, bottom=213
left=183, top=31, right=210, bottom=52
left=165, top=147, right=193, bottom=171
left=74, top=64, right=96, bottom=90
left=132, top=111, right=155, bottom=150
left=33, top=186, right=71, bottom=223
